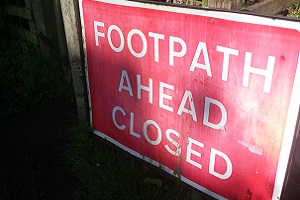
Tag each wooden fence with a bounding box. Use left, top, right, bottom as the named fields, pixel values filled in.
left=0, top=0, right=88, bottom=121
left=1, top=0, right=298, bottom=122
left=0, top=0, right=71, bottom=82
left=1, top=0, right=43, bottom=45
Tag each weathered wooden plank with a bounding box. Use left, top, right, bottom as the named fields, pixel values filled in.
left=31, top=0, right=49, bottom=54
left=53, top=0, right=69, bottom=62
left=18, top=28, right=39, bottom=44
left=42, top=0, right=71, bottom=83
left=208, top=0, right=242, bottom=10
left=12, top=25, right=39, bottom=44
left=60, top=0, right=89, bottom=121
left=25, top=0, right=37, bottom=33
left=31, top=0, right=46, bottom=34
left=247, top=0, right=299, bottom=15
left=1, top=5, right=33, bottom=20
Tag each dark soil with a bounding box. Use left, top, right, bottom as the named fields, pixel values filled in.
left=0, top=101, right=78, bottom=200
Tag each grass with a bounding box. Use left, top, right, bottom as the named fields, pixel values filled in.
left=65, top=124, right=204, bottom=200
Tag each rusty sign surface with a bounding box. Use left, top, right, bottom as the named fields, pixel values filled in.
left=79, top=0, right=300, bottom=199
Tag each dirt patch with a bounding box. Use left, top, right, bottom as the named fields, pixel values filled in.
left=0, top=101, right=78, bottom=200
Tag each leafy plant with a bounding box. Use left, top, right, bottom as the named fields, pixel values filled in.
left=288, top=4, right=300, bottom=18
left=201, top=0, right=207, bottom=7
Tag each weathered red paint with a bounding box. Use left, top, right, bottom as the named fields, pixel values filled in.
left=80, top=0, right=300, bottom=199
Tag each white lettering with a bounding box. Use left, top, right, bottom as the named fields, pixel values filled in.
left=137, top=75, right=153, bottom=104
left=94, top=21, right=104, bottom=46
left=164, top=129, right=181, bottom=156
left=148, top=32, right=165, bottom=62
left=186, top=137, right=204, bottom=169
left=169, top=36, right=187, bottom=66
left=216, top=46, right=239, bottom=81
left=190, top=42, right=212, bottom=76
left=203, top=97, right=227, bottom=130
left=159, top=82, right=174, bottom=112
left=107, top=25, right=125, bottom=52
left=127, top=29, right=147, bottom=58
left=243, top=52, right=275, bottom=93
left=130, top=112, right=140, bottom=138
left=177, top=90, right=197, bottom=122
left=118, top=70, right=133, bottom=96
left=143, top=120, right=162, bottom=145
left=112, top=106, right=126, bottom=130
left=209, top=148, right=233, bottom=179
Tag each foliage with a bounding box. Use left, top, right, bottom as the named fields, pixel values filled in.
left=65, top=124, right=204, bottom=200
left=192, top=0, right=202, bottom=7
left=0, top=32, right=73, bottom=117
left=288, top=4, right=300, bottom=18
left=201, top=0, right=207, bottom=7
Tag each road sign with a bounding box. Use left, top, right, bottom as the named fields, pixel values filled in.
left=79, top=0, right=300, bottom=199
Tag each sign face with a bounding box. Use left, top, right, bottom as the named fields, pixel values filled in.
left=79, top=0, right=300, bottom=199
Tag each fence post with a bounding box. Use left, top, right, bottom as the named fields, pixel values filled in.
left=53, top=0, right=71, bottom=83
left=24, top=0, right=36, bottom=32
left=59, top=0, right=89, bottom=121
left=30, top=0, right=49, bottom=54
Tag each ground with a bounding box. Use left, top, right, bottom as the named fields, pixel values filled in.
left=0, top=101, right=78, bottom=200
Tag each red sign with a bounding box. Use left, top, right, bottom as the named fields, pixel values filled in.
left=79, top=0, right=300, bottom=199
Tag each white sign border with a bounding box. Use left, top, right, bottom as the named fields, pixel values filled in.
left=78, top=0, right=300, bottom=199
